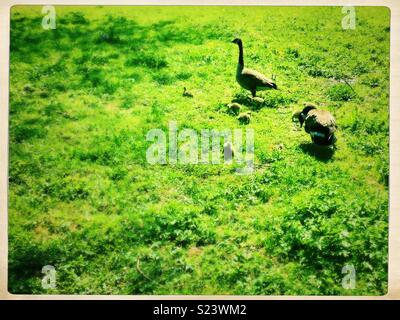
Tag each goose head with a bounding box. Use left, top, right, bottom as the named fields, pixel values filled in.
left=298, top=105, right=317, bottom=127
left=232, top=38, right=242, bottom=45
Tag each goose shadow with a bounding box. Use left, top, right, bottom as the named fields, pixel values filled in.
left=299, top=143, right=335, bottom=162
left=231, top=95, right=255, bottom=106
left=231, top=94, right=267, bottom=111
left=231, top=92, right=285, bottom=111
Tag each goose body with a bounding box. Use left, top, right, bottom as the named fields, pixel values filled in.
left=297, top=104, right=337, bottom=146
left=227, top=102, right=241, bottom=115
left=238, top=111, right=251, bottom=124
left=183, top=87, right=193, bottom=97
left=232, top=38, right=277, bottom=97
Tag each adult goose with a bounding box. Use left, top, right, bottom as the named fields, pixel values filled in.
left=232, top=38, right=277, bottom=97
left=294, top=104, right=337, bottom=146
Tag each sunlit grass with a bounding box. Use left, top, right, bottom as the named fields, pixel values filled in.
left=8, top=6, right=389, bottom=295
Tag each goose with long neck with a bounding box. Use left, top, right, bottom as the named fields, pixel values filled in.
left=236, top=38, right=244, bottom=68
left=232, top=38, right=277, bottom=98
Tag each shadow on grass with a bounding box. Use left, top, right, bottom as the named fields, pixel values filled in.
left=299, top=143, right=335, bottom=162
left=231, top=90, right=292, bottom=111
left=231, top=94, right=266, bottom=111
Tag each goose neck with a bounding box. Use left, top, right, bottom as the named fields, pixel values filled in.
left=237, top=42, right=244, bottom=67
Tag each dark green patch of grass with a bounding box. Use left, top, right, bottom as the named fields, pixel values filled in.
left=327, top=83, right=356, bottom=101
left=125, top=53, right=168, bottom=69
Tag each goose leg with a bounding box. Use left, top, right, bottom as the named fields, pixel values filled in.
left=251, top=89, right=256, bottom=98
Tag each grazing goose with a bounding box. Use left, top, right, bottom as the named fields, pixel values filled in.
left=227, top=102, right=241, bottom=115
left=252, top=96, right=265, bottom=104
left=183, top=87, right=193, bottom=97
left=294, top=104, right=337, bottom=146
left=232, top=38, right=277, bottom=98
left=238, top=111, right=251, bottom=124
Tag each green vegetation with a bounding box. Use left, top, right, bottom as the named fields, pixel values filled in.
left=8, top=6, right=389, bottom=295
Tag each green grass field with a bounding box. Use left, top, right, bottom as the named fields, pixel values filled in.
left=8, top=6, right=389, bottom=295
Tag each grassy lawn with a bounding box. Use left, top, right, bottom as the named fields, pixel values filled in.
left=8, top=6, right=389, bottom=295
